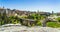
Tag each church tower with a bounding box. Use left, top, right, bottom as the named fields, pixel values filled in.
left=52, top=11, right=54, bottom=16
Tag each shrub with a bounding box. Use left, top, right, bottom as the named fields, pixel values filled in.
left=56, top=17, right=60, bottom=22
left=46, top=22, right=60, bottom=28
left=36, top=20, right=42, bottom=26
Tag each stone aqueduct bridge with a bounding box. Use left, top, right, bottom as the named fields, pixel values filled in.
left=19, top=16, right=59, bottom=27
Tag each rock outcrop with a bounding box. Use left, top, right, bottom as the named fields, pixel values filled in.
left=0, top=24, right=60, bottom=32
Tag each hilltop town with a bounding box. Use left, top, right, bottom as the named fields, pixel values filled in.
left=0, top=7, right=52, bottom=17
left=0, top=7, right=60, bottom=27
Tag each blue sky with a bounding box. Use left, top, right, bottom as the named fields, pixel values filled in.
left=0, top=0, right=60, bottom=13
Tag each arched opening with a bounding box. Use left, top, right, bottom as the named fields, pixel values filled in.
left=42, top=18, right=57, bottom=27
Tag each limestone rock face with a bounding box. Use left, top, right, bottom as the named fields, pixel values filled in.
left=0, top=24, right=60, bottom=32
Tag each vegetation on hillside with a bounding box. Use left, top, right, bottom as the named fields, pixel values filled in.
left=0, top=13, right=60, bottom=28
left=46, top=22, right=60, bottom=28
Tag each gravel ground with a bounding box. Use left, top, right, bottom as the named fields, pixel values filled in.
left=0, top=24, right=60, bottom=32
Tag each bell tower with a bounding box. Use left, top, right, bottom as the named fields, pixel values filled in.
left=52, top=11, right=54, bottom=16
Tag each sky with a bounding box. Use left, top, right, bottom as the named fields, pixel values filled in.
left=0, top=0, right=60, bottom=13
